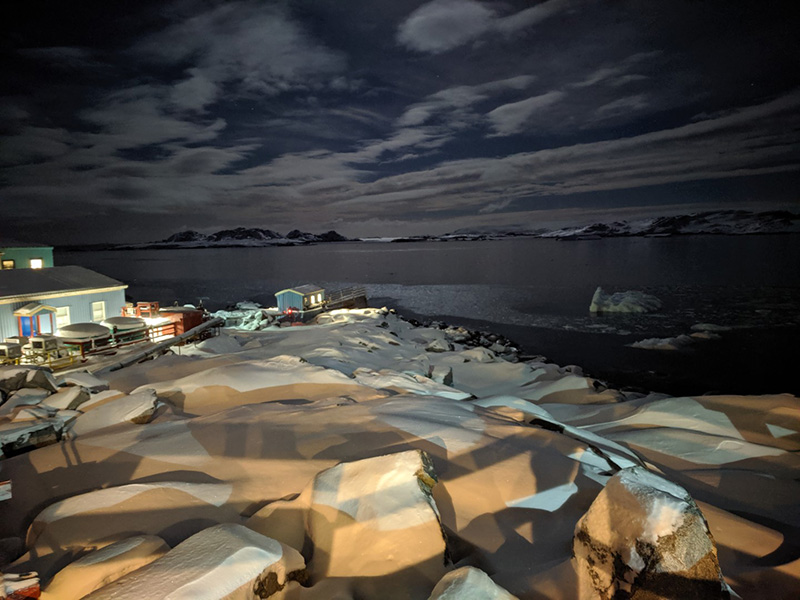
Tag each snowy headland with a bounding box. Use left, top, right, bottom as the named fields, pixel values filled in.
left=1, top=308, right=798, bottom=599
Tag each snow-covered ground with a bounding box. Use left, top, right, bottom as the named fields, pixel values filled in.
left=1, top=308, right=798, bottom=599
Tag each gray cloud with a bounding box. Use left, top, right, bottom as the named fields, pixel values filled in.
left=397, top=0, right=573, bottom=54
left=487, top=90, right=566, bottom=136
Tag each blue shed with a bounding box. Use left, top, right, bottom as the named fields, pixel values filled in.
left=275, top=284, right=325, bottom=313
left=0, top=266, right=128, bottom=340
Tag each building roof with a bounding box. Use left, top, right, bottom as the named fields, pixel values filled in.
left=276, top=284, right=324, bottom=296
left=0, top=265, right=127, bottom=304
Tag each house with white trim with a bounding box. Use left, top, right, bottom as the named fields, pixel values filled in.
left=0, top=266, right=127, bottom=340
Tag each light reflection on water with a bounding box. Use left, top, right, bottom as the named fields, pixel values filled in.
left=58, top=236, right=800, bottom=339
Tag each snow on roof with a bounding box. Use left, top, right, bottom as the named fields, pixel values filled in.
left=0, top=265, right=126, bottom=301
left=13, top=302, right=57, bottom=316
left=276, top=284, right=324, bottom=296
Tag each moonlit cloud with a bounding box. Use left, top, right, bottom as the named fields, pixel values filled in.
left=397, top=0, right=574, bottom=54
left=1, top=0, right=798, bottom=243
left=487, top=90, right=566, bottom=135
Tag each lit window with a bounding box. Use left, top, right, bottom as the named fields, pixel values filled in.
left=30, top=258, right=44, bottom=269
left=55, top=306, right=71, bottom=329
left=91, top=301, right=106, bottom=322
left=1, top=259, right=14, bottom=269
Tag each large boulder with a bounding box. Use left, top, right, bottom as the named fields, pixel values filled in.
left=0, top=367, right=58, bottom=396
left=41, top=535, right=169, bottom=600
left=83, top=524, right=306, bottom=599
left=428, top=567, right=518, bottom=599
left=573, top=467, right=728, bottom=599
left=307, top=450, right=449, bottom=599
left=18, top=482, right=237, bottom=580
left=69, top=389, right=158, bottom=437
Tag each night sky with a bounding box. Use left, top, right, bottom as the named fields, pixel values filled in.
left=1, top=0, right=798, bottom=244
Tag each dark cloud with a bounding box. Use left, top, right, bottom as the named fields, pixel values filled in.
left=0, top=0, right=798, bottom=244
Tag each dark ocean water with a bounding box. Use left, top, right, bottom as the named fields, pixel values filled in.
left=58, top=235, right=800, bottom=396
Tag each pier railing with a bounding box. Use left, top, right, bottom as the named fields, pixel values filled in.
left=326, top=286, right=367, bottom=308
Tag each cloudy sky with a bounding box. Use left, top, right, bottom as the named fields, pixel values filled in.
left=1, top=0, right=798, bottom=244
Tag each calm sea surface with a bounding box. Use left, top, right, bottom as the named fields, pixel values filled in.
left=58, top=236, right=800, bottom=396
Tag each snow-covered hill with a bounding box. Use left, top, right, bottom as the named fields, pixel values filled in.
left=125, top=227, right=349, bottom=249
left=540, top=210, right=800, bottom=240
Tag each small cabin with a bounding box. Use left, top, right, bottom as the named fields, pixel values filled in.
left=0, top=241, right=54, bottom=270
left=275, top=285, right=325, bottom=313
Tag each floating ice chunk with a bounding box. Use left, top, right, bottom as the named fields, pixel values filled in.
left=629, top=334, right=694, bottom=350
left=589, top=286, right=662, bottom=313
left=691, top=323, right=732, bottom=332
left=428, top=566, right=518, bottom=599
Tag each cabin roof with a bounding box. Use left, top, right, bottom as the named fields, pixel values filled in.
left=0, top=265, right=127, bottom=302
left=275, top=284, right=324, bottom=296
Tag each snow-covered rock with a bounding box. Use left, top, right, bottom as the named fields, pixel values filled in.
left=589, top=287, right=662, bottom=313
left=351, top=367, right=472, bottom=401
left=40, top=386, right=90, bottom=411
left=69, top=389, right=158, bottom=437
left=57, top=371, right=109, bottom=392
left=0, top=366, right=58, bottom=395
left=0, top=387, right=50, bottom=415
left=307, top=450, right=448, bottom=599
left=573, top=467, right=727, bottom=599
left=426, top=338, right=453, bottom=353
left=83, top=524, right=306, bottom=600
left=21, top=481, right=236, bottom=580
left=429, top=365, right=454, bottom=387
left=41, top=535, right=169, bottom=600
left=428, top=567, right=518, bottom=600
left=0, top=418, right=64, bottom=459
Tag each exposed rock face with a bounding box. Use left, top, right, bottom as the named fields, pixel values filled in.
left=573, top=467, right=728, bottom=600
left=0, top=366, right=58, bottom=396
left=307, top=450, right=449, bottom=600
left=428, top=567, right=518, bottom=599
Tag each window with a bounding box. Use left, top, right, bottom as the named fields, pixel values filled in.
left=91, top=301, right=106, bottom=322
left=55, top=306, right=71, bottom=330
left=1, top=259, right=14, bottom=269
left=30, top=258, right=44, bottom=269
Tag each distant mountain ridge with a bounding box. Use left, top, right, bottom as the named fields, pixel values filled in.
left=124, top=227, right=349, bottom=249
left=104, top=210, right=800, bottom=250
